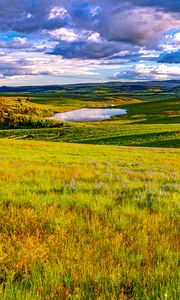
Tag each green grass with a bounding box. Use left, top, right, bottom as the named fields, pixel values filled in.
left=121, top=98, right=180, bottom=124
left=0, top=84, right=179, bottom=299
left=1, top=123, right=180, bottom=148
left=1, top=91, right=180, bottom=148
left=0, top=139, right=179, bottom=299
left=0, top=91, right=141, bottom=110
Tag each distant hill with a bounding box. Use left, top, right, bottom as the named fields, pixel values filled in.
left=0, top=80, right=180, bottom=94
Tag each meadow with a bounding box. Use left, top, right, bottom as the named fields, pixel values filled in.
left=0, top=82, right=180, bottom=299
left=0, top=123, right=179, bottom=148
left=0, top=139, right=179, bottom=299
left=0, top=83, right=180, bottom=148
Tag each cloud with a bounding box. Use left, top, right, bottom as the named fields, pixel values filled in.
left=48, top=40, right=125, bottom=59
left=0, top=52, right=100, bottom=78
left=0, top=0, right=179, bottom=84
left=100, top=6, right=179, bottom=45
left=109, top=64, right=180, bottom=81
left=159, top=32, right=180, bottom=52
left=0, top=1, right=179, bottom=42
left=46, top=1, right=179, bottom=60
left=46, top=28, right=78, bottom=41
left=0, top=37, right=33, bottom=49
left=129, top=0, right=180, bottom=13
left=0, top=0, right=68, bottom=33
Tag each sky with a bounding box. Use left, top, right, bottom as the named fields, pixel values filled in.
left=0, top=0, right=179, bottom=86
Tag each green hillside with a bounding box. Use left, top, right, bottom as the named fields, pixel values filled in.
left=0, top=86, right=180, bottom=148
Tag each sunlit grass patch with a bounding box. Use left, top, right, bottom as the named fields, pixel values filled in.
left=0, top=139, right=179, bottom=299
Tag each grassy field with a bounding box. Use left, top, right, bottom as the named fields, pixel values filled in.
left=0, top=123, right=180, bottom=148
left=0, top=139, right=179, bottom=299
left=0, top=88, right=180, bottom=148
left=0, top=83, right=179, bottom=298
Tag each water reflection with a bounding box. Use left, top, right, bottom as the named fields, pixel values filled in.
left=52, top=108, right=127, bottom=122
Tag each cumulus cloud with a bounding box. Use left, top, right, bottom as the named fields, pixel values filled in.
left=48, top=39, right=130, bottom=59
left=46, top=28, right=78, bottom=41
left=0, top=0, right=68, bottom=33
left=110, top=64, right=180, bottom=81
left=46, top=1, right=179, bottom=60
left=0, top=0, right=179, bottom=83
left=0, top=1, right=179, bottom=41
left=100, top=6, right=179, bottom=45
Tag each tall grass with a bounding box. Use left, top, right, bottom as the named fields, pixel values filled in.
left=0, top=139, right=179, bottom=299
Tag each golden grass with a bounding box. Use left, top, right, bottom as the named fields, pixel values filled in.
left=0, top=139, right=179, bottom=299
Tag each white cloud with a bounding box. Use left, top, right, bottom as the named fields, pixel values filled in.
left=110, top=63, right=180, bottom=81
left=48, top=7, right=68, bottom=19
left=46, top=28, right=78, bottom=41
left=173, top=32, right=180, bottom=43
left=0, top=51, right=101, bottom=78
left=88, top=32, right=100, bottom=41
left=160, top=31, right=180, bottom=51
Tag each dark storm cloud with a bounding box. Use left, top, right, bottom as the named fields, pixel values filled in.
left=102, top=53, right=158, bottom=65
left=99, top=8, right=177, bottom=45
left=0, top=1, right=179, bottom=37
left=77, top=1, right=180, bottom=13
left=47, top=0, right=179, bottom=59
left=158, top=50, right=180, bottom=64
left=63, top=1, right=180, bottom=45
left=0, top=0, right=68, bottom=33
left=130, top=1, right=180, bottom=13
left=49, top=40, right=131, bottom=59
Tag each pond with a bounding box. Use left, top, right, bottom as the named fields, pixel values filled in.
left=52, top=108, right=127, bottom=122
